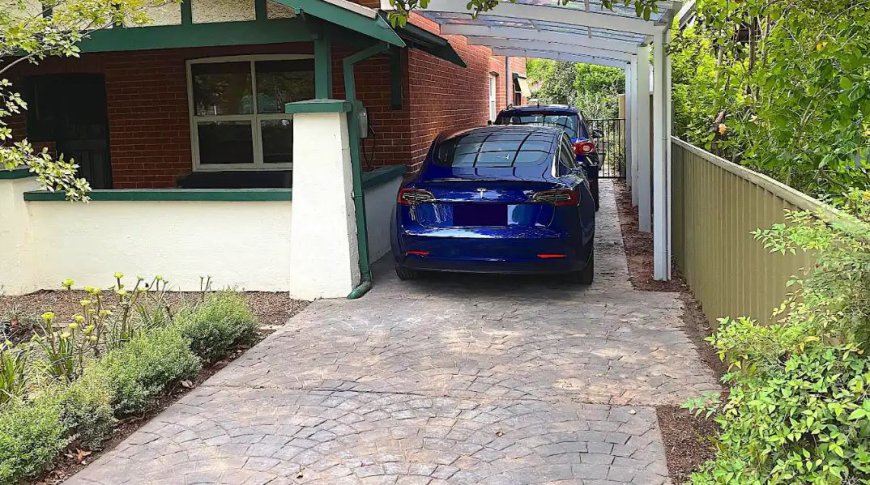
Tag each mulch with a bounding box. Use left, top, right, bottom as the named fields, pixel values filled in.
left=612, top=178, right=725, bottom=482
left=0, top=290, right=308, bottom=484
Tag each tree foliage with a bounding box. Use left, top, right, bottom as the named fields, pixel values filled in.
left=671, top=0, right=870, bottom=198
left=1, top=0, right=173, bottom=200
left=526, top=59, right=624, bottom=119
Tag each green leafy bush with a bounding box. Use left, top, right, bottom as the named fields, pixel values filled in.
left=689, top=190, right=870, bottom=483
left=92, top=326, right=200, bottom=416
left=0, top=397, right=67, bottom=483
left=175, top=292, right=257, bottom=363
left=58, top=372, right=115, bottom=449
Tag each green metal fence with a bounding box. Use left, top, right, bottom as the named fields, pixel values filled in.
left=671, top=138, right=825, bottom=326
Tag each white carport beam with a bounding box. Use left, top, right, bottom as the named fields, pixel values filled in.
left=465, top=37, right=634, bottom=62
left=440, top=25, right=640, bottom=54
left=491, top=48, right=627, bottom=69
left=422, top=0, right=664, bottom=35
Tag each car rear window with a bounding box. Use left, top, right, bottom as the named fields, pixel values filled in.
left=496, top=113, right=587, bottom=139
left=435, top=129, right=554, bottom=168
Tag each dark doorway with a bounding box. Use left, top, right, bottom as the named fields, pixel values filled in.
left=25, top=74, right=112, bottom=189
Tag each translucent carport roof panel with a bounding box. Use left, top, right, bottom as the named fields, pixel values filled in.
left=410, top=0, right=680, bottom=64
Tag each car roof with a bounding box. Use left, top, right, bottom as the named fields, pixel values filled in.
left=497, top=105, right=581, bottom=116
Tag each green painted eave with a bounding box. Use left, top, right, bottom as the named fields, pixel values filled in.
left=285, top=99, right=352, bottom=113
left=78, top=18, right=317, bottom=53
left=393, top=19, right=466, bottom=68
left=24, top=188, right=293, bottom=202
left=0, top=168, right=35, bottom=180
left=273, top=0, right=405, bottom=47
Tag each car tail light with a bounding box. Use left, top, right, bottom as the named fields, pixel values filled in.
left=574, top=141, right=596, bottom=155
left=406, top=250, right=429, bottom=256
left=397, top=188, right=435, bottom=205
left=537, top=253, right=567, bottom=259
left=530, top=189, right=579, bottom=207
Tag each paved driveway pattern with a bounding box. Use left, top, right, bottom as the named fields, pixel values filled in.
left=69, top=181, right=720, bottom=485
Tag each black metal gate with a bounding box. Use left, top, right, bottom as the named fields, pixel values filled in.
left=587, top=118, right=626, bottom=178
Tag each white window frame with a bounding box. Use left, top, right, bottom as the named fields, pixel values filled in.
left=488, top=73, right=498, bottom=122
left=186, top=54, right=314, bottom=171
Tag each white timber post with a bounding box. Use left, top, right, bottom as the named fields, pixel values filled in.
left=288, top=104, right=361, bottom=299
left=624, top=59, right=633, bottom=187
left=652, top=29, right=671, bottom=280
left=505, top=56, right=512, bottom=106
left=635, top=45, right=652, bottom=230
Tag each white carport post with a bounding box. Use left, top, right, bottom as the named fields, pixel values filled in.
left=624, top=58, right=633, bottom=189
left=634, top=45, right=651, bottom=232
left=652, top=29, right=672, bottom=280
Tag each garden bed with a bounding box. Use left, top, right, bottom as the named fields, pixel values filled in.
left=0, top=281, right=308, bottom=484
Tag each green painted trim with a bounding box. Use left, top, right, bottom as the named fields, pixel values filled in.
left=272, top=0, right=405, bottom=47
left=362, top=165, right=405, bottom=191
left=24, top=189, right=292, bottom=202
left=181, top=0, right=192, bottom=24
left=392, top=19, right=466, bottom=68
left=0, top=168, right=35, bottom=180
left=78, top=18, right=316, bottom=53
left=314, top=37, right=333, bottom=98
left=284, top=99, right=351, bottom=113
left=255, top=0, right=267, bottom=21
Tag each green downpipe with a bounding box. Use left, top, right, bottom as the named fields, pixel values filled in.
left=344, top=43, right=390, bottom=299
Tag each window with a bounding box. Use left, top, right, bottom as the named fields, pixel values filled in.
left=558, top=136, right=579, bottom=175
left=435, top=128, right=554, bottom=168
left=488, top=74, right=498, bottom=122
left=187, top=55, right=315, bottom=170
left=496, top=113, right=586, bottom=139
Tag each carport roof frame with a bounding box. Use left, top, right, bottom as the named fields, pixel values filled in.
left=382, top=0, right=681, bottom=68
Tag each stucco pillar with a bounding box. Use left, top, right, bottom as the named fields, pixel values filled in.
left=287, top=101, right=360, bottom=299
left=0, top=172, right=38, bottom=295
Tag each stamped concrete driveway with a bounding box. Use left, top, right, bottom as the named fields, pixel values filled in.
left=69, top=181, right=720, bottom=485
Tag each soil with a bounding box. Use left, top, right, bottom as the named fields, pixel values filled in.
left=0, top=291, right=308, bottom=484
left=611, top=178, right=726, bottom=482
left=0, top=291, right=308, bottom=345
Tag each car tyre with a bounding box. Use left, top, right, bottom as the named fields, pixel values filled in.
left=571, top=247, right=594, bottom=285
left=395, top=265, right=420, bottom=281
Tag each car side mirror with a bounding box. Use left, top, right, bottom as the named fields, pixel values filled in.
left=592, top=129, right=604, bottom=138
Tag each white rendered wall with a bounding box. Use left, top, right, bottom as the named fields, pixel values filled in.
left=364, top=177, right=402, bottom=262
left=25, top=199, right=293, bottom=292
left=0, top=177, right=39, bottom=294
left=288, top=111, right=360, bottom=300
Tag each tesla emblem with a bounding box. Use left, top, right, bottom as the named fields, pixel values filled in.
left=476, top=188, right=487, bottom=199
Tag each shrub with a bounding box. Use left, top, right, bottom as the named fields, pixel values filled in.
left=0, top=341, right=28, bottom=405
left=58, top=372, right=115, bottom=449
left=175, top=292, right=257, bottom=363
left=688, top=190, right=870, bottom=483
left=92, top=326, right=200, bottom=416
left=0, top=397, right=67, bottom=483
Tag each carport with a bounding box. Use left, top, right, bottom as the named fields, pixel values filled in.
left=383, top=0, right=682, bottom=280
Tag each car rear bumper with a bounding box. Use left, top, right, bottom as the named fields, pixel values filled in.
left=392, top=226, right=590, bottom=274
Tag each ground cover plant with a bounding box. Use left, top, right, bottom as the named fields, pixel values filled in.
left=0, top=275, right=260, bottom=483
left=686, top=190, right=870, bottom=484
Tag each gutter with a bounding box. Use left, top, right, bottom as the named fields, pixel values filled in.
left=343, top=42, right=392, bottom=299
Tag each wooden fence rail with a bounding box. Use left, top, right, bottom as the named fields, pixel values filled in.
left=671, top=138, right=826, bottom=326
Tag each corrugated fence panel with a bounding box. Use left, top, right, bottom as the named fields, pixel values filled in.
left=671, top=138, right=827, bottom=326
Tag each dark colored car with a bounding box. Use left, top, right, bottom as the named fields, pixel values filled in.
left=390, top=125, right=596, bottom=283
left=495, top=105, right=601, bottom=209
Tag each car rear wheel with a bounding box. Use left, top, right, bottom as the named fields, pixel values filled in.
left=395, top=265, right=420, bottom=281
left=570, top=246, right=594, bottom=285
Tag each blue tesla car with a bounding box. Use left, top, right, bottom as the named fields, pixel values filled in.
left=390, top=125, right=596, bottom=283
left=495, top=105, right=601, bottom=209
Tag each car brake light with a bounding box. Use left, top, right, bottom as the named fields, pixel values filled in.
left=406, top=250, right=429, bottom=256
left=530, top=189, right=579, bottom=207
left=537, top=253, right=567, bottom=259
left=574, top=141, right=596, bottom=155
left=397, top=188, right=435, bottom=205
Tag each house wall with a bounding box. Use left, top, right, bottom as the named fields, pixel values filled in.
left=7, top=20, right=524, bottom=184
